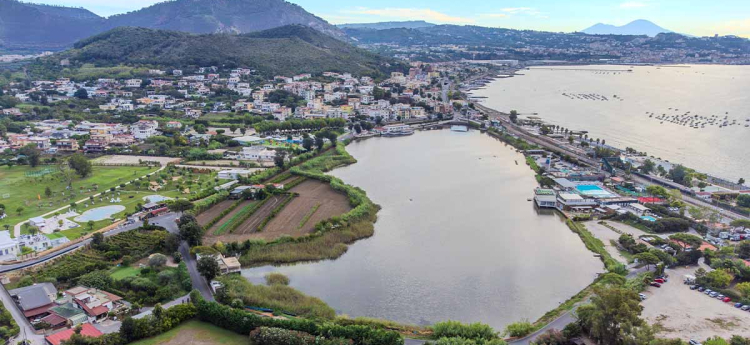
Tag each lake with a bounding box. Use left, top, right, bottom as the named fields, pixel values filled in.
left=471, top=65, right=750, bottom=182
left=242, top=130, right=602, bottom=329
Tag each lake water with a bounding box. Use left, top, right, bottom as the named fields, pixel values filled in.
left=472, top=65, right=750, bottom=182
left=74, top=205, right=126, bottom=222
left=242, top=130, right=602, bottom=329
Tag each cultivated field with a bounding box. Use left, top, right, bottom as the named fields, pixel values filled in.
left=206, top=200, right=256, bottom=234
left=258, top=179, right=351, bottom=240
left=203, top=195, right=284, bottom=245
left=196, top=200, right=235, bottom=226
left=642, top=265, right=750, bottom=341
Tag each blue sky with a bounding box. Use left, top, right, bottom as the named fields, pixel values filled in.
left=27, top=0, right=750, bottom=37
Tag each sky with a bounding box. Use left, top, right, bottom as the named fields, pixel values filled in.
left=26, top=0, right=750, bottom=37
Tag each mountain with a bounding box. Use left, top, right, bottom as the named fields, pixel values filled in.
left=338, top=21, right=435, bottom=30
left=582, top=20, right=671, bottom=37
left=0, top=0, right=346, bottom=52
left=0, top=0, right=105, bottom=51
left=104, top=0, right=346, bottom=39
left=28, top=26, right=402, bottom=78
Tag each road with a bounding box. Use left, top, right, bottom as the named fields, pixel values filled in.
left=155, top=213, right=215, bottom=302
left=0, top=213, right=179, bottom=273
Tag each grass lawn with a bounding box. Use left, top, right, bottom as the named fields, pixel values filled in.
left=129, top=320, right=246, bottom=345
left=0, top=165, right=157, bottom=232
left=109, top=266, right=142, bottom=280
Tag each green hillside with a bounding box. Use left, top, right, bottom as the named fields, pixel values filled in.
left=29, top=26, right=402, bottom=79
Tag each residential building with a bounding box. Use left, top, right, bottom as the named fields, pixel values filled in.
left=239, top=146, right=275, bottom=162
left=9, top=283, right=58, bottom=321
left=218, top=169, right=255, bottom=180
left=63, top=286, right=124, bottom=322
left=0, top=231, right=19, bottom=261
left=45, top=323, right=102, bottom=345
left=131, top=120, right=159, bottom=140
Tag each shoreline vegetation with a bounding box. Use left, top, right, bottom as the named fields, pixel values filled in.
left=229, top=140, right=381, bottom=267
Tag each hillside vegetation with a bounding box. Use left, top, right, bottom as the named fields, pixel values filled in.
left=28, top=26, right=401, bottom=79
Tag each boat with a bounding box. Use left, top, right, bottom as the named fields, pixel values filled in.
left=382, top=130, right=414, bottom=137
left=451, top=125, right=469, bottom=132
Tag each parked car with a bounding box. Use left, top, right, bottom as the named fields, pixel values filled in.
left=639, top=293, right=647, bottom=301
left=705, top=289, right=713, bottom=295
left=735, top=303, right=743, bottom=308
left=741, top=305, right=750, bottom=311
left=709, top=292, right=718, bottom=297
left=654, top=278, right=666, bottom=284
left=717, top=294, right=726, bottom=300
left=723, top=297, right=732, bottom=303
left=690, top=285, right=699, bottom=290
left=650, top=282, right=662, bottom=288
left=690, top=340, right=702, bottom=345
left=698, top=286, right=705, bottom=292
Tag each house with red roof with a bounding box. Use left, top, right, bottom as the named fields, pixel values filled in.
left=63, top=287, right=124, bottom=322
left=45, top=323, right=102, bottom=345
left=638, top=197, right=665, bottom=205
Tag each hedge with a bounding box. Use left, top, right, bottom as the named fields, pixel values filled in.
left=192, top=190, right=229, bottom=215
left=196, top=298, right=403, bottom=345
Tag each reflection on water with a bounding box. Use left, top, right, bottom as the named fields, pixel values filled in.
left=242, top=130, right=602, bottom=329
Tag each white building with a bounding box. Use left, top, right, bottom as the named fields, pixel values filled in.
left=239, top=146, right=276, bottom=162
left=0, top=231, right=19, bottom=262
left=131, top=120, right=160, bottom=140
left=218, top=169, right=256, bottom=180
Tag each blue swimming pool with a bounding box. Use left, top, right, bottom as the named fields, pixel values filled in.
left=74, top=205, right=126, bottom=222
left=641, top=216, right=657, bottom=222
left=575, top=184, right=613, bottom=197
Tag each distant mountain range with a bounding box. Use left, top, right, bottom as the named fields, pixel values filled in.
left=0, top=0, right=345, bottom=51
left=337, top=21, right=435, bottom=30
left=582, top=20, right=672, bottom=37
left=28, top=25, right=402, bottom=78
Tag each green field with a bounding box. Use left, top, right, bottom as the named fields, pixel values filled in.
left=129, top=320, right=247, bottom=345
left=0, top=165, right=157, bottom=231
left=109, top=266, right=142, bottom=280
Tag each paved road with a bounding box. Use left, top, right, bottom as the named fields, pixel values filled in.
left=0, top=213, right=178, bottom=273
left=156, top=213, right=215, bottom=302
left=0, top=282, right=46, bottom=345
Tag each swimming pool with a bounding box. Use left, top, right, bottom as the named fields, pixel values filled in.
left=74, top=205, right=126, bottom=222
left=575, top=184, right=614, bottom=198
left=143, top=195, right=171, bottom=203
left=641, top=216, right=657, bottom=222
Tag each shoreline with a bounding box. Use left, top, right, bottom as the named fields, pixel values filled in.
left=469, top=70, right=749, bottom=199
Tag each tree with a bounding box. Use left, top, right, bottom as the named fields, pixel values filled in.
left=731, top=219, right=750, bottom=229
left=273, top=150, right=286, bottom=169
left=736, top=282, right=750, bottom=298
left=738, top=194, right=750, bottom=208
left=740, top=178, right=746, bottom=186
left=302, top=137, right=314, bottom=151
left=168, top=199, right=194, bottom=213
left=19, top=144, right=40, bottom=167
left=576, top=285, right=644, bottom=345
left=737, top=241, right=750, bottom=259
left=148, top=253, right=167, bottom=267
left=669, top=233, right=703, bottom=250
left=68, top=153, right=92, bottom=177
left=16, top=206, right=23, bottom=215
left=645, top=185, right=670, bottom=199
left=509, top=110, right=518, bottom=123
left=92, top=232, right=104, bottom=246
left=314, top=136, right=325, bottom=151
left=152, top=303, right=164, bottom=320
left=77, top=270, right=113, bottom=290
left=197, top=256, right=220, bottom=281
left=44, top=186, right=52, bottom=198
left=74, top=88, right=88, bottom=99
left=120, top=317, right=136, bottom=342
left=640, top=159, right=656, bottom=174
left=634, top=252, right=660, bottom=270
left=668, top=165, right=691, bottom=186
left=178, top=220, right=204, bottom=247
left=705, top=269, right=733, bottom=288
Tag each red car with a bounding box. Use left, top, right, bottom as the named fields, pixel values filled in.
left=654, top=278, right=665, bottom=284
left=723, top=297, right=732, bottom=303
left=650, top=282, right=662, bottom=288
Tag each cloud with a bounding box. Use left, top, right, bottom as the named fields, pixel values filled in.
left=619, top=2, right=649, bottom=9
left=481, top=13, right=509, bottom=19
left=343, top=7, right=474, bottom=24
left=499, top=7, right=539, bottom=14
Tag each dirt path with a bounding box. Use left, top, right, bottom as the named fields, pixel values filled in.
left=196, top=200, right=235, bottom=226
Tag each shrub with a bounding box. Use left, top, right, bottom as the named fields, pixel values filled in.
left=249, top=327, right=316, bottom=345
left=503, top=321, right=534, bottom=338
left=432, top=321, right=497, bottom=340
left=148, top=253, right=168, bottom=267
left=265, top=273, right=290, bottom=286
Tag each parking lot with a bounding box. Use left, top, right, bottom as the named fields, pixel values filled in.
left=641, top=265, right=750, bottom=341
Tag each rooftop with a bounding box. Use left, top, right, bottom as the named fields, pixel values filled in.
left=45, top=323, right=102, bottom=345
